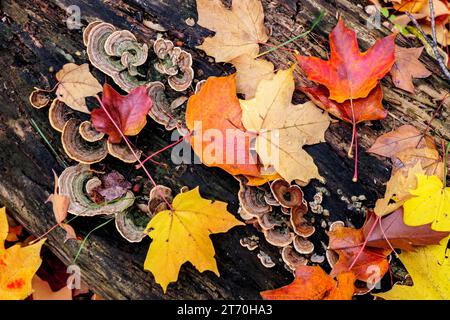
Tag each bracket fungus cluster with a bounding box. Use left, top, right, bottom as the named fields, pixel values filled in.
left=84, top=22, right=149, bottom=93
left=58, top=164, right=154, bottom=243
left=153, top=38, right=194, bottom=92
left=238, top=178, right=318, bottom=272
left=83, top=22, right=193, bottom=130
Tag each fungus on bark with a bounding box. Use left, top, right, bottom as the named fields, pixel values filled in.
left=281, top=246, right=308, bottom=271
left=290, top=204, right=315, bottom=238
left=293, top=236, right=315, bottom=255
left=62, top=119, right=108, bottom=164
left=115, top=207, right=149, bottom=243
left=148, top=185, right=173, bottom=217
left=107, top=140, right=142, bottom=164
left=270, top=179, right=305, bottom=208
left=145, top=81, right=179, bottom=130
left=237, top=179, right=272, bottom=218
left=48, top=99, right=73, bottom=132
left=263, top=226, right=294, bottom=247
left=58, top=164, right=134, bottom=216
left=29, top=88, right=51, bottom=109
left=79, top=121, right=105, bottom=142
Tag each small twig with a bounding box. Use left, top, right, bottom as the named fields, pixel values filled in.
left=406, top=9, right=450, bottom=81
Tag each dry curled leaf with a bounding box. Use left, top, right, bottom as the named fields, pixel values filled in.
left=297, top=18, right=396, bottom=103
left=46, top=171, right=70, bottom=224
left=231, top=54, right=275, bottom=99
left=260, top=266, right=355, bottom=300
left=196, top=0, right=269, bottom=62
left=144, top=187, right=244, bottom=293
left=91, top=84, right=153, bottom=144
left=390, top=46, right=431, bottom=93
left=240, top=66, right=330, bottom=184
left=56, top=63, right=103, bottom=114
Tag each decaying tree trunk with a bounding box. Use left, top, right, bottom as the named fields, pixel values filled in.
left=0, top=0, right=448, bottom=299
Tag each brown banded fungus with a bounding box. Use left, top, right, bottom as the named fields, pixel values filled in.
left=257, top=251, right=275, bottom=268
left=107, top=140, right=142, bottom=164
left=290, top=204, right=315, bottom=238
left=49, top=99, right=73, bottom=132
left=270, top=179, right=305, bottom=208
left=84, top=22, right=149, bottom=92
left=29, top=88, right=51, bottom=109
left=281, top=246, right=308, bottom=271
left=263, top=225, right=294, bottom=247
left=293, top=236, right=314, bottom=255
left=62, top=119, right=108, bottom=164
left=153, top=38, right=194, bottom=92
left=237, top=179, right=272, bottom=218
left=59, top=164, right=134, bottom=216
left=239, top=236, right=259, bottom=251
left=145, top=81, right=179, bottom=130
left=115, top=207, right=149, bottom=243
left=79, top=121, right=105, bottom=142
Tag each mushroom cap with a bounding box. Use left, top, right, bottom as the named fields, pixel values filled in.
left=281, top=246, right=308, bottom=271
left=270, top=179, right=305, bottom=208
left=115, top=207, right=149, bottom=243
left=104, top=30, right=148, bottom=69
left=153, top=38, right=175, bottom=60
left=293, top=236, right=314, bottom=254
left=290, top=203, right=315, bottom=238
left=79, top=120, right=105, bottom=142
left=239, top=236, right=259, bottom=251
left=168, top=64, right=194, bottom=92
left=29, top=88, right=51, bottom=109
left=263, top=226, right=294, bottom=247
left=148, top=185, right=173, bottom=217
left=62, top=119, right=108, bottom=164
left=59, top=164, right=135, bottom=216
left=49, top=99, right=73, bottom=132
left=83, top=21, right=103, bottom=46
left=107, top=140, right=142, bottom=164
left=257, top=251, right=276, bottom=268
left=257, top=210, right=286, bottom=230
left=145, top=82, right=178, bottom=130
left=238, top=179, right=272, bottom=218
left=85, top=176, right=102, bottom=195
left=85, top=22, right=125, bottom=76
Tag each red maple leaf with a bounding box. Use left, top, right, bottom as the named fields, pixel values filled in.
left=296, top=18, right=396, bottom=103
left=91, top=84, right=153, bottom=144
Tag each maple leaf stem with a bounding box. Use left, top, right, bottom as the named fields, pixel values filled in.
left=31, top=215, right=78, bottom=245
left=349, top=215, right=381, bottom=271
left=35, top=82, right=60, bottom=93
left=347, top=97, right=359, bottom=182
left=377, top=215, right=399, bottom=258
left=137, top=132, right=192, bottom=169
left=95, top=95, right=174, bottom=212
left=256, top=10, right=324, bottom=58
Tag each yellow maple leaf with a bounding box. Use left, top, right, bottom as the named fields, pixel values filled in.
left=0, top=207, right=46, bottom=300
left=375, top=235, right=450, bottom=300
left=240, top=65, right=330, bottom=184
left=196, top=0, right=269, bottom=62
left=231, top=54, right=275, bottom=99
left=403, top=175, right=450, bottom=231
left=56, top=63, right=103, bottom=114
left=144, top=187, right=244, bottom=293
left=374, top=163, right=425, bottom=216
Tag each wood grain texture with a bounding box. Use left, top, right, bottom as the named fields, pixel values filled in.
left=0, top=0, right=448, bottom=299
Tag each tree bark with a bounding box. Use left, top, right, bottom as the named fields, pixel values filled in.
left=0, top=0, right=448, bottom=299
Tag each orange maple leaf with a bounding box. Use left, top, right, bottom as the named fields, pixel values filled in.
left=296, top=18, right=396, bottom=103
left=328, top=223, right=391, bottom=283
left=261, top=266, right=355, bottom=300
left=300, top=84, right=387, bottom=124
left=186, top=75, right=278, bottom=185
